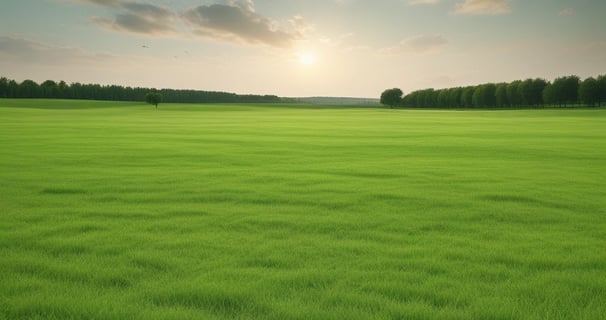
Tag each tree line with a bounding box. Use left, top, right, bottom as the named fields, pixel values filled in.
left=381, top=75, right=606, bottom=108
left=0, top=77, right=281, bottom=104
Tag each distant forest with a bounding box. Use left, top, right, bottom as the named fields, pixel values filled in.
left=0, top=77, right=281, bottom=104
left=382, top=74, right=606, bottom=108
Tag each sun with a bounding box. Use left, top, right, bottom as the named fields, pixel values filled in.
left=298, top=52, right=317, bottom=66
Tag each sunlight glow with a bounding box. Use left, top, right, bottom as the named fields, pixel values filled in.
left=298, top=52, right=317, bottom=66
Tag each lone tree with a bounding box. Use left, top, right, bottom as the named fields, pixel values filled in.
left=145, top=92, right=163, bottom=109
left=380, top=88, right=403, bottom=108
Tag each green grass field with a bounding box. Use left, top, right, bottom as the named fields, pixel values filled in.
left=1, top=99, right=605, bottom=319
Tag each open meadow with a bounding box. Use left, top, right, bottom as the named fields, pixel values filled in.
left=1, top=99, right=605, bottom=319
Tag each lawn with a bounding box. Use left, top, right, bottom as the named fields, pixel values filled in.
left=1, top=99, right=605, bottom=319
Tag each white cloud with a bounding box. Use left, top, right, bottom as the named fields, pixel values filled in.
left=453, top=0, right=511, bottom=15
left=408, top=0, right=440, bottom=5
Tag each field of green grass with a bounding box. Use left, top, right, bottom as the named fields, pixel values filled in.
left=1, top=99, right=605, bottom=319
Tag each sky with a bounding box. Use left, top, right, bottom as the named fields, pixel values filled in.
left=1, top=0, right=605, bottom=98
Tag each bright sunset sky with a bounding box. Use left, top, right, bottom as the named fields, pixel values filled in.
left=1, top=0, right=604, bottom=97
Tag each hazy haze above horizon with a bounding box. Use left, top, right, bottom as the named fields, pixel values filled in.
left=1, top=0, right=604, bottom=97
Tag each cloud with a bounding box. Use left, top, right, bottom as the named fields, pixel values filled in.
left=232, top=0, right=256, bottom=12
left=453, top=0, right=511, bottom=15
left=408, top=0, right=440, bottom=5
left=559, top=8, right=574, bottom=17
left=68, top=0, right=121, bottom=6
left=68, top=0, right=302, bottom=48
left=182, top=1, right=301, bottom=47
left=381, top=34, right=448, bottom=55
left=91, top=2, right=177, bottom=35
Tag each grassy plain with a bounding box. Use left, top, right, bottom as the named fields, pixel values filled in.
left=1, top=99, right=605, bottom=319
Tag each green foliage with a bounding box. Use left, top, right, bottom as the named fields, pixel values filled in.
left=551, top=76, right=580, bottom=106
left=420, top=88, right=436, bottom=108
left=437, top=89, right=449, bottom=108
left=18, top=79, right=41, bottom=98
left=0, top=77, right=8, bottom=98
left=2, top=100, right=605, bottom=319
left=0, top=76, right=282, bottom=103
left=401, top=90, right=416, bottom=107
left=495, top=83, right=509, bottom=107
left=543, top=82, right=556, bottom=105
left=519, top=78, right=547, bottom=107
left=145, top=92, right=163, bottom=109
left=472, top=83, right=496, bottom=108
left=506, top=80, right=523, bottom=107
left=393, top=75, right=602, bottom=109
left=579, top=77, right=601, bottom=106
left=380, top=88, right=403, bottom=107
left=448, top=87, right=462, bottom=108
left=7, top=80, right=18, bottom=98
left=40, top=80, right=59, bottom=98
left=597, top=74, right=606, bottom=106
left=461, top=86, right=475, bottom=108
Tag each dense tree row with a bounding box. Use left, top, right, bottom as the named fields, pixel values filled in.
left=382, top=75, right=606, bottom=108
left=0, top=77, right=281, bottom=104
